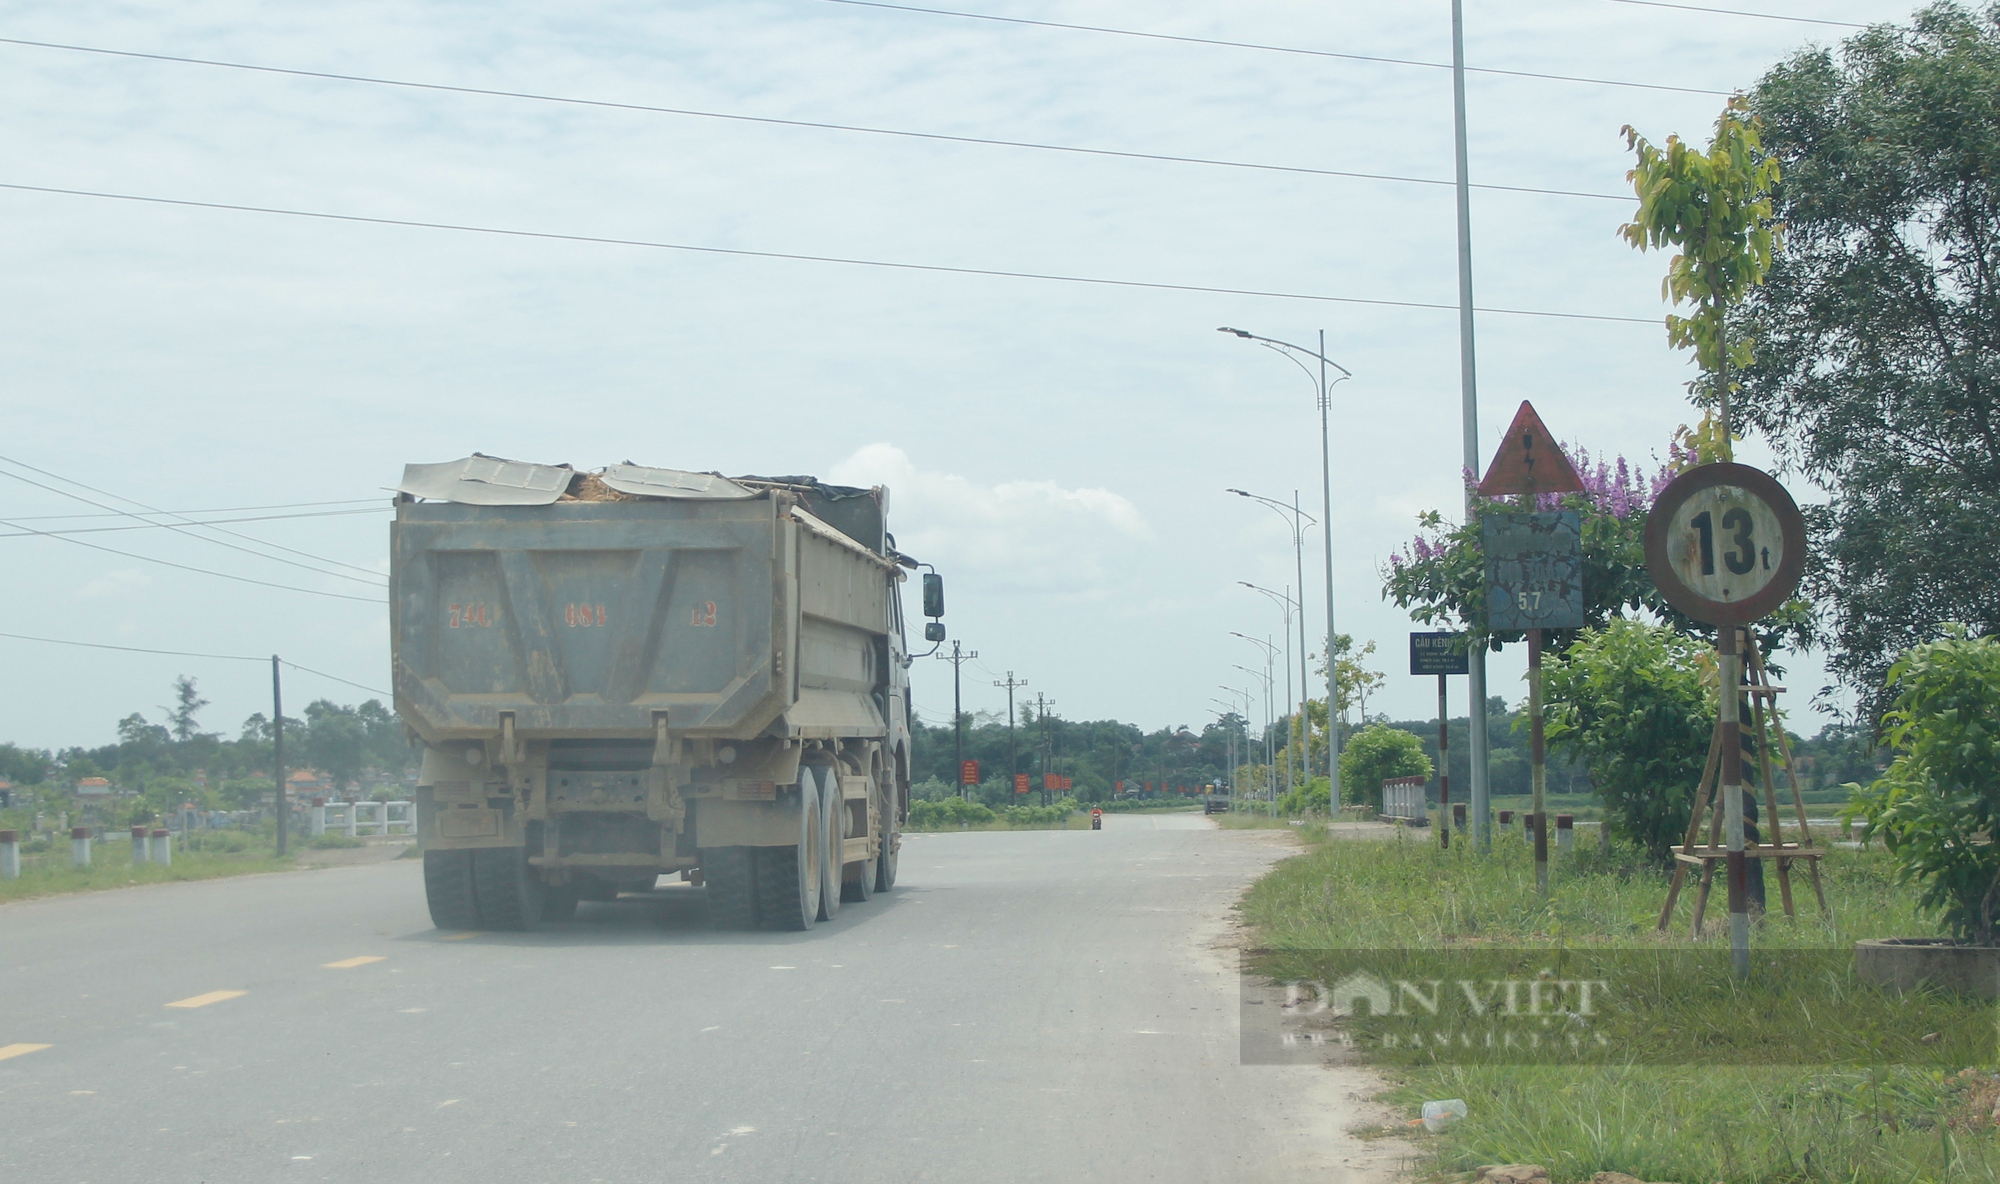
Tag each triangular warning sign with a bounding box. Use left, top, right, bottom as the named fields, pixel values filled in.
left=1477, top=401, right=1584, bottom=497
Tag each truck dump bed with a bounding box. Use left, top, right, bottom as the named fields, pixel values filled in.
left=391, top=458, right=901, bottom=745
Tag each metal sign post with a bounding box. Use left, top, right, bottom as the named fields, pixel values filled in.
left=1644, top=462, right=1809, bottom=980
left=1482, top=511, right=1584, bottom=894
left=1410, top=631, right=1469, bottom=849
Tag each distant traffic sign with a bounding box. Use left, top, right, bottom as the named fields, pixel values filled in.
left=1483, top=512, right=1585, bottom=631
left=1409, top=630, right=1470, bottom=676
left=1644, top=462, right=1805, bottom=626
left=960, top=759, right=980, bottom=786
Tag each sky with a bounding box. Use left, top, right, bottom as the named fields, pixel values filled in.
left=0, top=0, right=1919, bottom=751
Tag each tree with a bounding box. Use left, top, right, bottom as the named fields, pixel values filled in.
left=163, top=675, right=211, bottom=743
left=1621, top=94, right=1783, bottom=461
left=1541, top=619, right=1715, bottom=866
left=1337, top=723, right=1433, bottom=810
left=1845, top=629, right=2000, bottom=944
left=302, top=700, right=368, bottom=792
left=1737, top=4, right=2000, bottom=705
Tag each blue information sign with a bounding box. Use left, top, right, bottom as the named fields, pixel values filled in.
left=1409, top=631, right=1470, bottom=676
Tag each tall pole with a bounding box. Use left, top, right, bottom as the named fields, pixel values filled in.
left=994, top=671, right=1026, bottom=795
left=1451, top=0, right=1490, bottom=849
left=939, top=642, right=978, bottom=799
left=1528, top=628, right=1549, bottom=894
left=1318, top=330, right=1340, bottom=813
left=271, top=655, right=287, bottom=857
left=1292, top=491, right=1311, bottom=784
left=1437, top=673, right=1451, bottom=849
left=1721, top=626, right=1749, bottom=977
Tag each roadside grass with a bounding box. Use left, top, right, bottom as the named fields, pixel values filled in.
left=1215, top=815, right=1310, bottom=831
left=1238, top=827, right=1999, bottom=1183
left=0, top=838, right=294, bottom=904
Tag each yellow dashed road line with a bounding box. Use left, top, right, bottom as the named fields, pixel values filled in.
left=323, top=955, right=386, bottom=969
left=165, top=990, right=247, bottom=1009
left=0, top=1043, right=51, bottom=1061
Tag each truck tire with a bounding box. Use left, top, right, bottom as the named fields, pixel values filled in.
left=757, top=780, right=823, bottom=931
left=703, top=847, right=760, bottom=930
left=473, top=845, right=545, bottom=931
left=817, top=767, right=843, bottom=922
left=423, top=848, right=481, bottom=930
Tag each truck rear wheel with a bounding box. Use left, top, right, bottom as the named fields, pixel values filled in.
left=757, top=780, right=823, bottom=931
left=473, top=845, right=545, bottom=931
left=703, top=846, right=760, bottom=930
left=842, top=776, right=879, bottom=903
left=817, top=768, right=842, bottom=922
left=875, top=804, right=900, bottom=894
left=423, top=848, right=481, bottom=930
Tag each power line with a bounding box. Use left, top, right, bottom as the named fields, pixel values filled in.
left=0, top=181, right=1660, bottom=325
left=0, top=631, right=392, bottom=696
left=0, top=509, right=385, bottom=602
left=0, top=507, right=384, bottom=540
left=0, top=454, right=386, bottom=584
left=1602, top=0, right=1870, bottom=28
left=811, top=0, right=1732, bottom=95
left=0, top=36, right=1628, bottom=203
left=3, top=498, right=382, bottom=521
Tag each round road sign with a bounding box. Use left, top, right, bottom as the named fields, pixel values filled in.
left=1643, top=462, right=1806, bottom=626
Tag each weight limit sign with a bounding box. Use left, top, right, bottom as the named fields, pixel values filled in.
left=1643, top=462, right=1806, bottom=626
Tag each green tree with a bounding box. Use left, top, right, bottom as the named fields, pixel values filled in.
left=302, top=700, right=368, bottom=792
left=163, top=675, right=211, bottom=743
left=1738, top=4, right=2000, bottom=704
left=1542, top=619, right=1715, bottom=866
left=1621, top=94, right=1783, bottom=462
left=1337, top=723, right=1433, bottom=810
left=1845, top=629, right=2000, bottom=944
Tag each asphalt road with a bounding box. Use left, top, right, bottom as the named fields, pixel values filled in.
left=1, top=814, right=1409, bottom=1183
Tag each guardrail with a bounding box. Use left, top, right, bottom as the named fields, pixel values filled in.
left=309, top=800, right=415, bottom=838
left=1380, top=777, right=1429, bottom=826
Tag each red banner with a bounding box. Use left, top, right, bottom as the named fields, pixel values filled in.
left=1014, top=773, right=1030, bottom=794
left=960, top=759, right=980, bottom=786
left=1042, top=773, right=1059, bottom=791
left=1060, top=776, right=1072, bottom=791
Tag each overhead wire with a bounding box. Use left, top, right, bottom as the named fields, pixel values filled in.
left=4, top=498, right=382, bottom=521
left=0, top=36, right=1631, bottom=202
left=0, top=631, right=391, bottom=696
left=1601, top=1, right=1871, bottom=28
left=0, top=453, right=387, bottom=583
left=0, top=506, right=385, bottom=540
left=810, top=0, right=1733, bottom=95
left=0, top=511, right=384, bottom=602
left=0, top=181, right=1661, bottom=325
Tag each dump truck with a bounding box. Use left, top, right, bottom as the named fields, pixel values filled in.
left=390, top=456, right=945, bottom=932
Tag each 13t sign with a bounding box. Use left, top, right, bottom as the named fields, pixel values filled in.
left=1644, top=462, right=1806, bottom=626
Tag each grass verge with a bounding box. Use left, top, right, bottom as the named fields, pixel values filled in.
left=1237, top=827, right=1999, bottom=1183
left=0, top=839, right=297, bottom=904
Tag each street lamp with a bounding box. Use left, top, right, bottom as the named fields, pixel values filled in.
left=1228, top=488, right=1316, bottom=780
left=1238, top=582, right=1299, bottom=799
left=1218, top=326, right=1353, bottom=813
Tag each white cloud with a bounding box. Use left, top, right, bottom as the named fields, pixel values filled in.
left=79, top=569, right=152, bottom=599
left=829, top=443, right=1148, bottom=594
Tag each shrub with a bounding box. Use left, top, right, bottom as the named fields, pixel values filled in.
left=1542, top=618, right=1714, bottom=866
left=1338, top=726, right=1432, bottom=810
left=908, top=797, right=996, bottom=829
left=308, top=833, right=366, bottom=850
left=1845, top=629, right=2000, bottom=945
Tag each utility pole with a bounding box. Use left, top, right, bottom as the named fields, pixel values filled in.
left=936, top=641, right=979, bottom=799
left=1033, top=693, right=1058, bottom=806
left=271, top=655, right=287, bottom=857
left=994, top=671, right=1027, bottom=796
left=1451, top=0, right=1491, bottom=849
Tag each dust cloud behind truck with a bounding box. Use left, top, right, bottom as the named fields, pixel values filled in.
left=390, top=457, right=943, bottom=932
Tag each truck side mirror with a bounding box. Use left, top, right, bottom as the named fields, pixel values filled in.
left=922, top=572, right=945, bottom=619
left=924, top=622, right=946, bottom=642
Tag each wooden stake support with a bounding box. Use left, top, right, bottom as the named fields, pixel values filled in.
left=1656, top=627, right=1829, bottom=935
